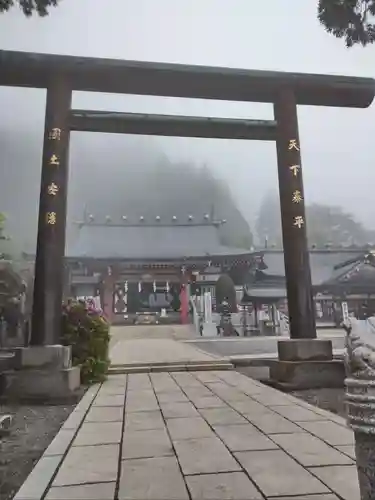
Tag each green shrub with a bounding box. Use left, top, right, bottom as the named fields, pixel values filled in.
left=61, top=298, right=110, bottom=384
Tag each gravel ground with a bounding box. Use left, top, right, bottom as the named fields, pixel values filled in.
left=291, top=387, right=347, bottom=418
left=0, top=403, right=75, bottom=500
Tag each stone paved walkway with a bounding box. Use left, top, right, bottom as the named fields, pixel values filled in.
left=110, top=338, right=222, bottom=367
left=110, top=325, right=198, bottom=348
left=15, top=370, right=359, bottom=500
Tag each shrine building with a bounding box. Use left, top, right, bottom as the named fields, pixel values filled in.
left=65, top=212, right=255, bottom=324
left=245, top=247, right=375, bottom=328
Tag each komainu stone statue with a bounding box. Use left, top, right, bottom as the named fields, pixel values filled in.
left=343, top=317, right=375, bottom=379
left=343, top=317, right=375, bottom=499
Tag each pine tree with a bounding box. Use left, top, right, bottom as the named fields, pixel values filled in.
left=318, top=0, right=375, bottom=47
left=0, top=0, right=59, bottom=16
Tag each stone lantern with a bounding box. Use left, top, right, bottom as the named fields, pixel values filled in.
left=343, top=316, right=375, bottom=499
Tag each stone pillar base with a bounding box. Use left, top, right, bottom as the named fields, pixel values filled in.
left=269, top=359, right=345, bottom=390
left=278, top=339, right=333, bottom=361
left=269, top=339, right=345, bottom=390
left=3, top=345, right=81, bottom=400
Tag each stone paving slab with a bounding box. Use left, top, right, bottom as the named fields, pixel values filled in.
left=166, top=416, right=213, bottom=440
left=157, top=391, right=189, bottom=403
left=119, top=456, right=189, bottom=500
left=15, top=370, right=361, bottom=500
left=45, top=482, right=116, bottom=500
left=272, top=495, right=339, bottom=500
left=52, top=444, right=119, bottom=486
left=213, top=424, right=278, bottom=452
left=200, top=407, right=249, bottom=425
left=92, top=393, right=125, bottom=406
left=297, top=420, right=355, bottom=446
left=85, top=405, right=124, bottom=422
left=124, top=410, right=165, bottom=431
left=122, top=428, right=174, bottom=459
left=269, top=403, right=328, bottom=422
left=127, top=373, right=152, bottom=391
left=235, top=449, right=330, bottom=497
left=160, top=401, right=200, bottom=418
left=310, top=465, right=360, bottom=500
left=336, top=443, right=356, bottom=459
left=174, top=435, right=241, bottom=475
left=185, top=472, right=263, bottom=500
left=72, top=422, right=122, bottom=446
left=229, top=397, right=272, bottom=414
left=245, top=410, right=305, bottom=434
left=271, top=432, right=354, bottom=467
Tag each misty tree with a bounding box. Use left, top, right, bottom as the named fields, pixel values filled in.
left=0, top=0, right=59, bottom=16
left=256, top=191, right=282, bottom=248
left=318, top=0, right=375, bottom=47
left=97, top=158, right=254, bottom=251
left=0, top=124, right=253, bottom=252
left=256, top=192, right=370, bottom=247
left=307, top=204, right=368, bottom=247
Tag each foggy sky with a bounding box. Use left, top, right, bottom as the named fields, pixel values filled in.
left=0, top=0, right=374, bottom=241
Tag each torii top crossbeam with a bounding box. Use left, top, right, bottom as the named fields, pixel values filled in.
left=0, top=50, right=374, bottom=108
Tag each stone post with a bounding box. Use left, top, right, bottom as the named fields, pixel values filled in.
left=344, top=317, right=375, bottom=499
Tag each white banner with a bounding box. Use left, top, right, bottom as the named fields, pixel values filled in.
left=342, top=302, right=349, bottom=323
left=204, top=292, right=213, bottom=324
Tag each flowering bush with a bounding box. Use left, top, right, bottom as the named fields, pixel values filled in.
left=61, top=298, right=110, bottom=384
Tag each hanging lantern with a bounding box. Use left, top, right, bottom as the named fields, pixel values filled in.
left=166, top=281, right=170, bottom=293
left=153, top=281, right=156, bottom=293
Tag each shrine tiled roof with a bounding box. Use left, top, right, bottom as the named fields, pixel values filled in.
left=318, top=251, right=375, bottom=289
left=66, top=221, right=252, bottom=261
left=258, top=250, right=366, bottom=286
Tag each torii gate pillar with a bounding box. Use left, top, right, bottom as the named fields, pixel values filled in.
left=271, top=87, right=340, bottom=389
left=274, top=87, right=316, bottom=340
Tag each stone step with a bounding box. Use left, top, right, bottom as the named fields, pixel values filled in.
left=111, top=358, right=226, bottom=369
left=108, top=360, right=234, bottom=374
left=0, top=351, right=16, bottom=371
left=228, top=349, right=345, bottom=367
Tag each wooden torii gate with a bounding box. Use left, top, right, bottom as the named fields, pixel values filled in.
left=0, top=50, right=374, bottom=345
